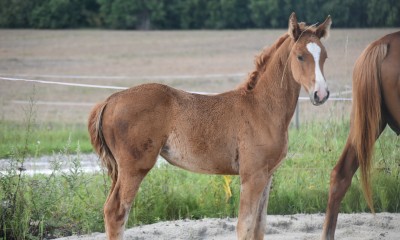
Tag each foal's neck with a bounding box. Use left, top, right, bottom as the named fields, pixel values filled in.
left=254, top=38, right=301, bottom=126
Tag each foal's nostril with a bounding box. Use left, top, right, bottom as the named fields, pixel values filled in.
left=313, top=91, right=319, bottom=102
left=326, top=90, right=330, bottom=100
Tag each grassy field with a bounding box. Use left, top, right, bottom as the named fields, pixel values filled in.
left=0, top=121, right=92, bottom=159
left=0, top=29, right=399, bottom=239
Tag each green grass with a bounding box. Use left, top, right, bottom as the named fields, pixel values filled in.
left=0, top=121, right=92, bottom=159
left=0, top=119, right=399, bottom=239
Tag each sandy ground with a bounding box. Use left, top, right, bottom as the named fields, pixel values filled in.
left=58, top=212, right=400, bottom=240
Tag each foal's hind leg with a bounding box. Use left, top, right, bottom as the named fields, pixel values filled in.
left=237, top=170, right=272, bottom=240
left=104, top=151, right=159, bottom=239
left=104, top=170, right=149, bottom=239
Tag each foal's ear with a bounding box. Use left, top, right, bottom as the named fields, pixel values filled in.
left=316, top=15, right=332, bottom=39
left=288, top=12, right=300, bottom=40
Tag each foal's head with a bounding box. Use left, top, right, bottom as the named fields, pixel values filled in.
left=288, top=13, right=332, bottom=106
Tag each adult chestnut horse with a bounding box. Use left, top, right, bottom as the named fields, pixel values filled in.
left=89, top=13, right=332, bottom=240
left=322, top=31, right=400, bottom=240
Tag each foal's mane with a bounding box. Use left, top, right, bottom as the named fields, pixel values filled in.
left=240, top=23, right=316, bottom=92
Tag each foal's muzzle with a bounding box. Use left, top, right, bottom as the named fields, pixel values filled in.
left=311, top=89, right=329, bottom=106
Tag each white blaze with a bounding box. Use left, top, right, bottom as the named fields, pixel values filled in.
left=306, top=42, right=327, bottom=95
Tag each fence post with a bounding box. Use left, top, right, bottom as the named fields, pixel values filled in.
left=295, top=101, right=299, bottom=130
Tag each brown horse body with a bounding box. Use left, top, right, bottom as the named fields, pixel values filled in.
left=88, top=13, right=332, bottom=240
left=322, top=31, right=400, bottom=240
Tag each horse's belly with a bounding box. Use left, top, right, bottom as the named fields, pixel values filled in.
left=160, top=136, right=238, bottom=175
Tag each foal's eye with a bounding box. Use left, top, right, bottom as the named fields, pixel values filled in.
left=297, top=55, right=304, bottom=61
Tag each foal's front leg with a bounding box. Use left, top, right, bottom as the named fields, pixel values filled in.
left=237, top=169, right=272, bottom=240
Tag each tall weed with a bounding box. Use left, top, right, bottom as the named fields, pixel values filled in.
left=0, top=89, right=37, bottom=239
left=0, top=89, right=106, bottom=239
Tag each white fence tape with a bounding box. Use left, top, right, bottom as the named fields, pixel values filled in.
left=0, top=76, right=218, bottom=95
left=12, top=100, right=94, bottom=107
left=0, top=72, right=246, bottom=80
left=0, top=76, right=127, bottom=90
left=0, top=75, right=352, bottom=101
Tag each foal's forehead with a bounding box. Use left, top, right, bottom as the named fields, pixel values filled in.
left=299, top=34, right=326, bottom=53
left=306, top=42, right=321, bottom=56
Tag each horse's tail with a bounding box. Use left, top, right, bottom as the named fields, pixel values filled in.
left=351, top=42, right=387, bottom=212
left=88, top=101, right=118, bottom=182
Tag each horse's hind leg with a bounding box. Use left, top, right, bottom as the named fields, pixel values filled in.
left=321, top=139, right=359, bottom=240
left=104, top=150, right=159, bottom=239
left=322, top=121, right=386, bottom=240
left=237, top=170, right=272, bottom=240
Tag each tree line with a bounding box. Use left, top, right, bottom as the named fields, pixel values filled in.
left=0, top=0, right=399, bottom=29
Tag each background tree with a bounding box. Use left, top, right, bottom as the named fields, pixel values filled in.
left=30, top=0, right=85, bottom=28
left=0, top=0, right=42, bottom=28
left=0, top=0, right=399, bottom=29
left=367, top=0, right=400, bottom=27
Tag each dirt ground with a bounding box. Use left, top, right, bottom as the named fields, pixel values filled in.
left=57, top=212, right=400, bottom=240
left=0, top=28, right=398, bottom=124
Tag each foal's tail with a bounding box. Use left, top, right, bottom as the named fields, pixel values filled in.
left=351, top=42, right=387, bottom=212
left=88, top=102, right=118, bottom=182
